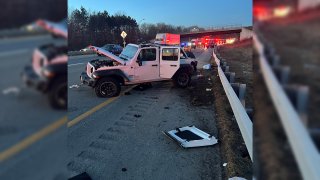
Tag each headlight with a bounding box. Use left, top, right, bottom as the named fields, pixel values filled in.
left=92, top=74, right=100, bottom=79
left=42, top=69, right=55, bottom=78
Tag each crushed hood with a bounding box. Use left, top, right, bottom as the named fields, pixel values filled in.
left=89, top=45, right=125, bottom=65
left=36, top=19, right=68, bottom=39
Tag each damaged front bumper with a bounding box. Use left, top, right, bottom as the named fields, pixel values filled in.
left=80, top=72, right=96, bottom=87
left=21, top=65, right=48, bottom=92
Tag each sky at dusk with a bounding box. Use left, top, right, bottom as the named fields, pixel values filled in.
left=68, top=0, right=252, bottom=27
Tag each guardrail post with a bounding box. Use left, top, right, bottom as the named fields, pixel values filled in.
left=224, top=72, right=235, bottom=83
left=267, top=54, right=280, bottom=67
left=231, top=83, right=246, bottom=107
left=221, top=65, right=229, bottom=72
left=272, top=66, right=290, bottom=85
left=246, top=108, right=253, bottom=120
left=284, top=85, right=309, bottom=125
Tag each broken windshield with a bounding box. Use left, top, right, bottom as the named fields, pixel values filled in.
left=119, top=45, right=138, bottom=61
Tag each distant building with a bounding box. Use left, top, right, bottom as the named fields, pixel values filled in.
left=240, top=27, right=253, bottom=41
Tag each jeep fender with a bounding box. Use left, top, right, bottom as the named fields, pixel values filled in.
left=93, top=69, right=129, bottom=85
left=172, top=64, right=193, bottom=79
left=45, top=63, right=67, bottom=92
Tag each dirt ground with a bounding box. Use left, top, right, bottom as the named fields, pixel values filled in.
left=259, top=8, right=320, bottom=129
left=189, top=50, right=252, bottom=179
left=217, top=39, right=253, bottom=109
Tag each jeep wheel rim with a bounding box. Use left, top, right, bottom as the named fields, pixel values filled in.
left=100, top=82, right=117, bottom=96
left=178, top=73, right=189, bottom=86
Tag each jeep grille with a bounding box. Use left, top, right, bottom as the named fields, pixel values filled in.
left=86, top=63, right=95, bottom=77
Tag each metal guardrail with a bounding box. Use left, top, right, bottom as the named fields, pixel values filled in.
left=253, top=34, right=320, bottom=180
left=212, top=49, right=253, bottom=160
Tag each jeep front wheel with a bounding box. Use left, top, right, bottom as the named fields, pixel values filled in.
left=174, top=72, right=191, bottom=88
left=48, top=76, right=67, bottom=109
left=95, top=78, right=121, bottom=97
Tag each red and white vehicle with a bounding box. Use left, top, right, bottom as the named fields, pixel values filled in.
left=80, top=43, right=198, bottom=97
left=155, top=33, right=180, bottom=45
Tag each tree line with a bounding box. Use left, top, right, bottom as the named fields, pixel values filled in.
left=68, top=7, right=205, bottom=50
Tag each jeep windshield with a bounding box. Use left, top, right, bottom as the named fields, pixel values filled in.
left=119, top=45, right=138, bottom=61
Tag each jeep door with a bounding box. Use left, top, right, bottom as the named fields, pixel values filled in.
left=133, top=47, right=159, bottom=82
left=160, top=47, right=180, bottom=78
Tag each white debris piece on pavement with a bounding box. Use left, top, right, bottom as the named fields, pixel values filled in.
left=69, top=84, right=81, bottom=89
left=206, top=88, right=212, bottom=91
left=203, top=64, right=211, bottom=69
left=2, top=87, right=20, bottom=95
left=223, top=163, right=227, bottom=167
left=164, top=125, right=218, bottom=148
left=228, top=177, right=247, bottom=180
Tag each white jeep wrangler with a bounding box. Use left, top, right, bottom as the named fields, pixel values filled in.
left=80, top=43, right=198, bottom=97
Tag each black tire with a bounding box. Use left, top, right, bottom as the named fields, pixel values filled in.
left=48, top=76, right=67, bottom=109
left=191, top=62, right=197, bottom=72
left=173, top=71, right=191, bottom=88
left=95, top=77, right=121, bottom=97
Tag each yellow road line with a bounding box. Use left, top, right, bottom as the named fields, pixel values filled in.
left=0, top=116, right=67, bottom=162
left=67, top=97, right=116, bottom=127
left=67, top=85, right=137, bottom=128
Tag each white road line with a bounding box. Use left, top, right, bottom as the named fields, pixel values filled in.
left=68, top=63, right=84, bottom=67
left=0, top=49, right=29, bottom=57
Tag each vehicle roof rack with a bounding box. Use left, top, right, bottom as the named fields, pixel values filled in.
left=139, top=43, right=181, bottom=48
left=139, top=43, right=159, bottom=48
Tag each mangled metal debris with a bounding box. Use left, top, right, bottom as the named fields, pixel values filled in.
left=69, top=172, right=92, bottom=180
left=69, top=83, right=83, bottom=89
left=223, top=163, right=228, bottom=167
left=228, top=177, right=247, bottom=180
left=2, top=87, right=20, bottom=95
left=164, top=125, right=218, bottom=148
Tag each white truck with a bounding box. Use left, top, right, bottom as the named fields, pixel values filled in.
left=80, top=43, right=198, bottom=97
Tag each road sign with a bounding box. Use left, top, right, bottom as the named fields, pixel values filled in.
left=121, top=31, right=127, bottom=38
